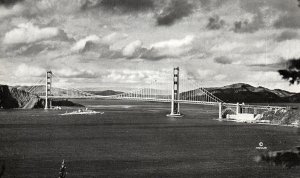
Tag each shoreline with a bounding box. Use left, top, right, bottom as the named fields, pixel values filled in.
left=216, top=118, right=299, bottom=128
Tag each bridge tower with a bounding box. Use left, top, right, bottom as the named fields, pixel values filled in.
left=45, top=70, right=52, bottom=109
left=167, top=67, right=183, bottom=117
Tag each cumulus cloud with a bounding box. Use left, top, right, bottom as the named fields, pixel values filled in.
left=214, top=56, right=232, bottom=64
left=55, top=67, right=97, bottom=78
left=71, top=35, right=101, bottom=52
left=124, top=35, right=194, bottom=60
left=3, top=22, right=71, bottom=45
left=71, top=32, right=128, bottom=54
left=81, top=0, right=154, bottom=12
left=72, top=34, right=195, bottom=60
left=122, top=40, right=143, bottom=58
left=274, top=13, right=300, bottom=29
left=248, top=60, right=286, bottom=71
left=139, top=35, right=195, bottom=60
left=275, top=30, right=299, bottom=42
left=197, top=69, right=216, bottom=80
left=80, top=0, right=196, bottom=26
left=102, top=32, right=128, bottom=44
left=156, top=0, right=193, bottom=26
left=12, top=42, right=53, bottom=56
left=15, top=63, right=45, bottom=77
left=70, top=33, right=129, bottom=59
left=247, top=71, right=281, bottom=83
left=112, top=35, right=195, bottom=60
left=101, top=69, right=170, bottom=84
left=233, top=13, right=264, bottom=33
left=0, top=3, right=24, bottom=19
left=274, top=40, right=300, bottom=59
left=0, top=0, right=23, bottom=7
left=206, top=15, right=225, bottom=30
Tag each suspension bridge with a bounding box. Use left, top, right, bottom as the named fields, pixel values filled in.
left=26, top=67, right=287, bottom=118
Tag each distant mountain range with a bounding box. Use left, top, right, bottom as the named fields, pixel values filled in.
left=6, top=83, right=300, bottom=104
left=86, top=90, right=123, bottom=96
left=205, top=83, right=299, bottom=103
left=86, top=83, right=300, bottom=103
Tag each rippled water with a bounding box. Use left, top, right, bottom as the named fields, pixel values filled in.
left=0, top=99, right=299, bottom=178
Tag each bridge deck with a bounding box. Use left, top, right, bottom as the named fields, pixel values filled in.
left=40, top=96, right=287, bottom=110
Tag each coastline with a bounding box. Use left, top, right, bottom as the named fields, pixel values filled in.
left=217, top=118, right=299, bottom=128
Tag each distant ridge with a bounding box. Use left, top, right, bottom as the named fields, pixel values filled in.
left=8, top=83, right=300, bottom=103
left=205, top=83, right=298, bottom=103
left=86, top=90, right=123, bottom=96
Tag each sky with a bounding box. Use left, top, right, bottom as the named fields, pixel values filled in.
left=1, top=0, right=300, bottom=92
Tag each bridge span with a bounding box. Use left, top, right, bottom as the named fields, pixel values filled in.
left=30, top=68, right=287, bottom=119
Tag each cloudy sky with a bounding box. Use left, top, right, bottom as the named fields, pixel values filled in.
left=1, top=0, right=300, bottom=91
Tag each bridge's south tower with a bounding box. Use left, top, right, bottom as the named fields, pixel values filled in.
left=167, top=67, right=183, bottom=117
left=45, top=70, right=52, bottom=109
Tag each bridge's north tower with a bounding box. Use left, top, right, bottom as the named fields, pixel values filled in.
left=45, top=70, right=52, bottom=109
left=167, top=67, right=183, bottom=117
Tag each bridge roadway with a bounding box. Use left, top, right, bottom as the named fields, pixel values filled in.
left=40, top=96, right=287, bottom=110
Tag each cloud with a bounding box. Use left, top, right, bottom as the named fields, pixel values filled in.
left=274, top=40, right=300, bottom=59
left=233, top=13, right=264, bottom=33
left=214, top=74, right=227, bottom=81
left=197, top=69, right=216, bottom=80
left=122, top=40, right=143, bottom=58
left=71, top=33, right=128, bottom=54
left=156, top=0, right=193, bottom=26
left=249, top=63, right=286, bottom=72
left=206, top=15, right=225, bottom=30
left=0, top=0, right=23, bottom=7
left=14, top=64, right=45, bottom=77
left=80, top=0, right=196, bottom=26
left=11, top=42, right=54, bottom=56
left=142, top=35, right=195, bottom=60
left=275, top=30, right=299, bottom=42
left=102, top=32, right=128, bottom=44
left=274, top=13, right=300, bottom=29
left=72, top=34, right=195, bottom=60
left=70, top=33, right=128, bottom=59
left=0, top=3, right=24, bottom=19
left=100, top=69, right=170, bottom=84
left=3, top=22, right=71, bottom=45
left=71, top=35, right=101, bottom=52
left=81, top=0, right=154, bottom=12
left=55, top=67, right=97, bottom=78
left=214, top=56, right=232, bottom=64
left=247, top=71, right=281, bottom=83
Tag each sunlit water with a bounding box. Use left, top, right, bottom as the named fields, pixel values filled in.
left=0, top=99, right=299, bottom=178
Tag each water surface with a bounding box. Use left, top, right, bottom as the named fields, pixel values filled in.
left=0, top=100, right=299, bottom=177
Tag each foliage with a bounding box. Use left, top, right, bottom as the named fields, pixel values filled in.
left=278, top=59, right=300, bottom=84
left=260, top=109, right=299, bottom=125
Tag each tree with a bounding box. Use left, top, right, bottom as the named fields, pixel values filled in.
left=278, top=59, right=300, bottom=84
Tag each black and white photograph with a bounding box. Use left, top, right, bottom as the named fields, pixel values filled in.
left=0, top=0, right=300, bottom=177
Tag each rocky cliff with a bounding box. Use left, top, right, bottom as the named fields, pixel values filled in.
left=0, top=85, right=43, bottom=109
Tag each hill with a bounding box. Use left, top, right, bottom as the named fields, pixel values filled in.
left=0, top=85, right=43, bottom=109
left=0, top=85, right=83, bottom=109
left=86, top=90, right=123, bottom=96
left=205, top=83, right=298, bottom=103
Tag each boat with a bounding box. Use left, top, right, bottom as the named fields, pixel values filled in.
left=52, top=106, right=62, bottom=110
left=60, top=108, right=104, bottom=115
